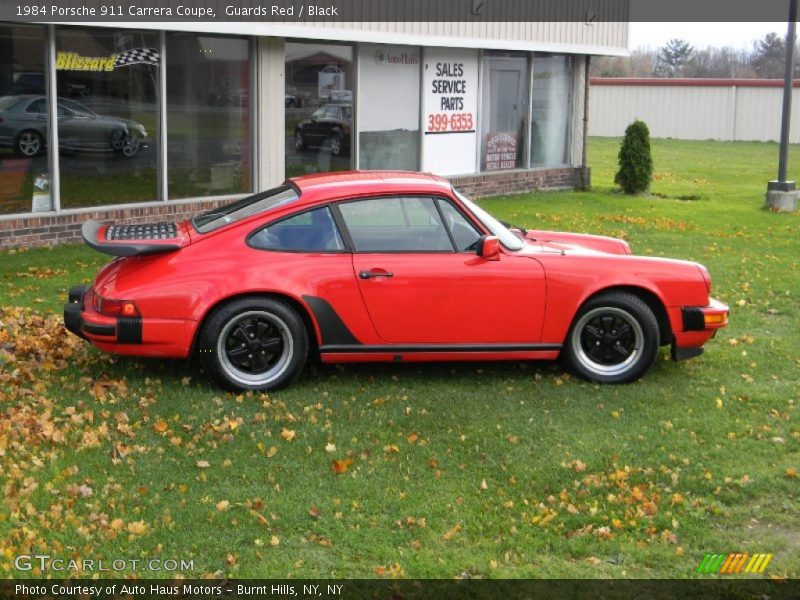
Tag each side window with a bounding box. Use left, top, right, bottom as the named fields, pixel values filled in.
left=437, top=199, right=482, bottom=251
left=339, top=197, right=453, bottom=252
left=249, top=206, right=344, bottom=252
left=26, top=99, right=46, bottom=114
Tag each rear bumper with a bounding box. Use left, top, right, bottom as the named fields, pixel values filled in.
left=671, top=298, right=730, bottom=361
left=64, top=284, right=141, bottom=343
left=64, top=285, right=88, bottom=340
left=63, top=284, right=193, bottom=358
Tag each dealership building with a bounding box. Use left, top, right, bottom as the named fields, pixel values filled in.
left=0, top=17, right=627, bottom=247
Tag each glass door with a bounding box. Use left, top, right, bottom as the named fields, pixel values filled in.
left=480, top=53, right=528, bottom=171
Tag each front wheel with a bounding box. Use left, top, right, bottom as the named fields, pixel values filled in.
left=120, top=133, right=141, bottom=158
left=330, top=131, right=343, bottom=156
left=563, top=292, right=660, bottom=384
left=199, top=297, right=308, bottom=391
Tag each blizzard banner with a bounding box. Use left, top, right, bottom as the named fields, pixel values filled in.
left=2, top=0, right=800, bottom=22
left=55, top=49, right=161, bottom=71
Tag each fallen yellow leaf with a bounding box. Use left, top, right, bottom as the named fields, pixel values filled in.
left=331, top=458, right=353, bottom=474
left=127, top=521, right=147, bottom=535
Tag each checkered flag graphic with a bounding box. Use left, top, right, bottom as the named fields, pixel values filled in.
left=114, top=47, right=160, bottom=68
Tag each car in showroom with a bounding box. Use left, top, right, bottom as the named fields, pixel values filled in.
left=0, top=95, right=147, bottom=158
left=64, top=171, right=728, bottom=391
left=294, top=102, right=352, bottom=156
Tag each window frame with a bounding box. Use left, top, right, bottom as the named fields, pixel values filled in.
left=192, top=184, right=300, bottom=234
left=246, top=204, right=348, bottom=254
left=331, top=194, right=488, bottom=255
left=435, top=197, right=484, bottom=253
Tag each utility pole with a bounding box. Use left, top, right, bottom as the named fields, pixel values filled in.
left=766, top=0, right=799, bottom=211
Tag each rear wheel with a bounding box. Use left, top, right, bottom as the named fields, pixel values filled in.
left=199, top=298, right=308, bottom=391
left=563, top=292, right=659, bottom=384
left=15, top=130, right=43, bottom=157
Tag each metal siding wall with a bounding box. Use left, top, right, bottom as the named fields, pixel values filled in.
left=288, top=20, right=628, bottom=53
left=589, top=83, right=799, bottom=142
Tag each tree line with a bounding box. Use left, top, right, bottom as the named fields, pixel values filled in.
left=591, top=33, right=799, bottom=79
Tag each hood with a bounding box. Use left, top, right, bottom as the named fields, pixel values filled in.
left=523, top=229, right=632, bottom=255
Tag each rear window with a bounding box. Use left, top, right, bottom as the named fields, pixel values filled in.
left=0, top=96, right=24, bottom=111
left=192, top=186, right=299, bottom=233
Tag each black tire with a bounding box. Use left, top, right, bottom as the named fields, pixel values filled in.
left=330, top=130, right=344, bottom=156
left=15, top=130, right=43, bottom=157
left=110, top=128, right=126, bottom=151
left=294, top=130, right=305, bottom=151
left=198, top=297, right=308, bottom=391
left=563, top=291, right=659, bottom=384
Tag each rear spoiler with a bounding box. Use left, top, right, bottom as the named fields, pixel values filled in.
left=82, top=220, right=184, bottom=257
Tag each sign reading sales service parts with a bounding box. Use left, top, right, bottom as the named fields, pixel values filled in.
left=422, top=47, right=478, bottom=176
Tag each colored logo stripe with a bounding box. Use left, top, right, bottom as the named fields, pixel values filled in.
left=697, top=553, right=773, bottom=574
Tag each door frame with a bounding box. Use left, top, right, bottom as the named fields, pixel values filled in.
left=478, top=51, right=531, bottom=172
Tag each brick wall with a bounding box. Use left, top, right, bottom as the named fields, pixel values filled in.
left=450, top=166, right=582, bottom=198
left=0, top=166, right=585, bottom=250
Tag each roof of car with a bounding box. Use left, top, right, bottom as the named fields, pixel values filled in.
left=288, top=170, right=453, bottom=200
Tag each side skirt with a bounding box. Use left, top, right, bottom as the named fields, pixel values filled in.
left=320, top=344, right=562, bottom=364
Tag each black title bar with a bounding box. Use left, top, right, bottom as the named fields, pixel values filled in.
left=0, top=0, right=798, bottom=23
left=3, top=579, right=800, bottom=600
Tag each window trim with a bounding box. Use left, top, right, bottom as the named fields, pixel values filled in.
left=245, top=204, right=349, bottom=254
left=331, top=194, right=484, bottom=255
left=192, top=183, right=300, bottom=234
left=434, top=196, right=484, bottom=253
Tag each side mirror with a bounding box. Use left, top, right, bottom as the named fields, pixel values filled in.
left=476, top=235, right=500, bottom=261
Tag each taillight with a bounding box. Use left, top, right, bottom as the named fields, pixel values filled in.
left=94, top=294, right=140, bottom=317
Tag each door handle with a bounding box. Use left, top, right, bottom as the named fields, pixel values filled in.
left=359, top=270, right=393, bottom=279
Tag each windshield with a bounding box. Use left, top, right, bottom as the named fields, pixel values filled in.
left=192, top=185, right=299, bottom=233
left=453, top=188, right=525, bottom=251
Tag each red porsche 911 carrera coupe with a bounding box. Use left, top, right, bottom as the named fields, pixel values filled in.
left=64, top=171, right=729, bottom=391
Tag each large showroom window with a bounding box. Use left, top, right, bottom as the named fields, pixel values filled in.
left=357, top=44, right=420, bottom=171
left=55, top=27, right=159, bottom=208
left=0, top=24, right=50, bottom=215
left=531, top=55, right=573, bottom=167
left=480, top=52, right=529, bottom=172
left=167, top=33, right=252, bottom=199
left=285, top=41, right=353, bottom=177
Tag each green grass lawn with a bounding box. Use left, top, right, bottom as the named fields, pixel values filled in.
left=0, top=137, right=798, bottom=579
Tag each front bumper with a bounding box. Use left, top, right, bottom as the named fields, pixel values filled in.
left=671, top=297, right=730, bottom=361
